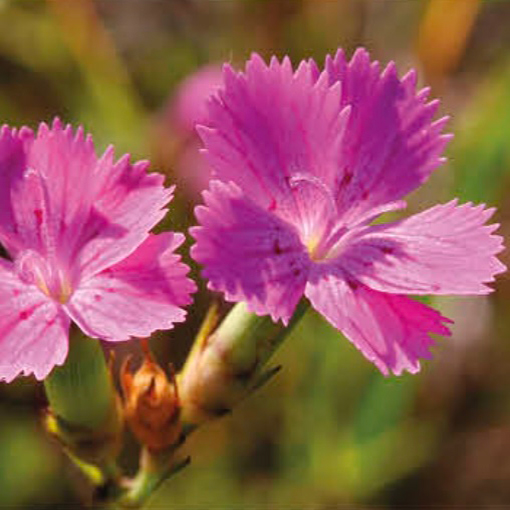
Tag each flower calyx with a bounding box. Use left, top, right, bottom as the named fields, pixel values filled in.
left=43, top=336, right=124, bottom=467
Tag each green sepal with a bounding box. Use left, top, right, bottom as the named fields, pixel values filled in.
left=44, top=329, right=123, bottom=466
left=44, top=329, right=114, bottom=428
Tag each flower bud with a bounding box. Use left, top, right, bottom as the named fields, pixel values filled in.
left=120, top=342, right=182, bottom=452
left=178, top=301, right=308, bottom=427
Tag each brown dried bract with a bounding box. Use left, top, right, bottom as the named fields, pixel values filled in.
left=120, top=340, right=182, bottom=452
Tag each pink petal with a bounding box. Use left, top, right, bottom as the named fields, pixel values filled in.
left=305, top=264, right=452, bottom=375
left=0, top=119, right=172, bottom=276
left=325, top=48, right=452, bottom=225
left=3, top=120, right=107, bottom=259
left=198, top=54, right=349, bottom=225
left=75, top=151, right=173, bottom=277
left=191, top=180, right=310, bottom=324
left=65, top=233, right=196, bottom=341
left=0, top=125, right=35, bottom=254
left=0, top=261, right=69, bottom=382
left=337, top=200, right=506, bottom=295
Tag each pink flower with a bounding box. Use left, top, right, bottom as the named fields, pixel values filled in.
left=0, top=119, right=196, bottom=382
left=171, top=65, right=224, bottom=136
left=191, top=49, right=506, bottom=375
left=162, top=65, right=224, bottom=196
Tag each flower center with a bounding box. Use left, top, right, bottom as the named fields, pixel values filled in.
left=281, top=173, right=409, bottom=262
left=308, top=224, right=349, bottom=262
left=282, top=173, right=347, bottom=262
left=15, top=250, right=74, bottom=303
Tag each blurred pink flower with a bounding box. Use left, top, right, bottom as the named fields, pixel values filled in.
left=161, top=65, right=224, bottom=196
left=172, top=65, right=224, bottom=135
left=0, top=119, right=196, bottom=382
left=191, top=49, right=506, bottom=375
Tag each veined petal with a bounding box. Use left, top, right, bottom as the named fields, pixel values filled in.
left=0, top=119, right=173, bottom=277
left=191, top=180, right=310, bottom=324
left=305, top=264, right=452, bottom=375
left=23, top=120, right=104, bottom=257
left=325, top=48, right=452, bottom=225
left=75, top=153, right=173, bottom=278
left=69, top=147, right=172, bottom=278
left=0, top=261, right=69, bottom=382
left=65, top=233, right=196, bottom=341
left=336, top=200, right=506, bottom=295
left=0, top=125, right=34, bottom=254
left=198, top=54, right=349, bottom=228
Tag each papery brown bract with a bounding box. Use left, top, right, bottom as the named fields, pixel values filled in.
left=120, top=343, right=182, bottom=452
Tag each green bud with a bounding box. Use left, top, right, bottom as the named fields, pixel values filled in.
left=178, top=300, right=308, bottom=427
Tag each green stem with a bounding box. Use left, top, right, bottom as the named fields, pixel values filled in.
left=119, top=448, right=190, bottom=508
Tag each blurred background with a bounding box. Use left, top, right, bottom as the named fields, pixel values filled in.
left=1, top=0, right=510, bottom=508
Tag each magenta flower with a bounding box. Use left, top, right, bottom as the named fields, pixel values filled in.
left=170, top=65, right=224, bottom=136
left=165, top=65, right=224, bottom=196
left=0, top=119, right=196, bottom=382
left=191, top=49, right=506, bottom=375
